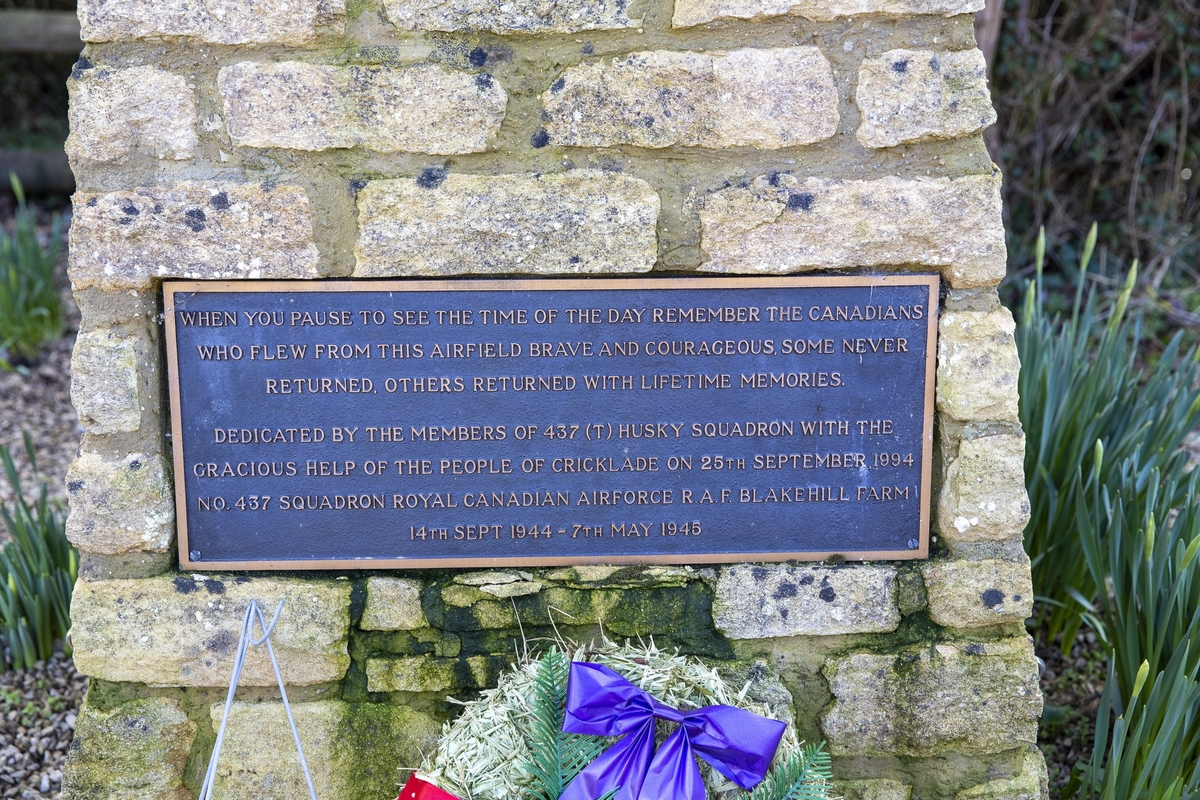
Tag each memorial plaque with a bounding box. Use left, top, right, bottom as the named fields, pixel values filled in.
left=164, top=276, right=937, bottom=569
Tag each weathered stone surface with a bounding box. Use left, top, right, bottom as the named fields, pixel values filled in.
left=354, top=171, right=659, bottom=276
left=714, top=564, right=899, bottom=638
left=78, top=0, right=345, bottom=44
left=480, top=580, right=543, bottom=598
left=673, top=0, right=983, bottom=26
left=834, top=779, right=913, bottom=800
left=856, top=49, right=996, bottom=148
left=938, top=434, right=1030, bottom=545
left=922, top=557, right=1034, bottom=628
left=366, top=654, right=492, bottom=692
left=71, top=576, right=351, bottom=686
left=78, top=550, right=174, bottom=582
left=66, top=65, right=195, bottom=163
left=361, top=577, right=427, bottom=631
left=70, top=329, right=142, bottom=434
left=542, top=48, right=837, bottom=149
left=65, top=452, right=174, bottom=555
left=61, top=697, right=195, bottom=800
left=206, top=701, right=440, bottom=800
left=937, top=308, right=1022, bottom=423
left=69, top=182, right=320, bottom=291
left=219, top=62, right=507, bottom=154
left=821, top=637, right=1042, bottom=757
left=698, top=172, right=1006, bottom=289
left=382, top=0, right=638, bottom=33
left=956, top=747, right=1049, bottom=800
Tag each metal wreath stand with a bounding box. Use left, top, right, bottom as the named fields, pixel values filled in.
left=199, top=599, right=319, bottom=800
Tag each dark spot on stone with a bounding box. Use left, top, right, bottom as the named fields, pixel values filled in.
left=153, top=204, right=163, bottom=214
left=173, top=576, right=198, bottom=594
left=891, top=59, right=909, bottom=73
left=641, top=115, right=655, bottom=128
left=929, top=55, right=941, bottom=72
left=819, top=585, right=837, bottom=603
left=799, top=574, right=814, bottom=585
left=773, top=582, right=798, bottom=599
left=551, top=77, right=566, bottom=93
left=530, top=128, right=551, bottom=148
left=949, top=99, right=959, bottom=112
left=261, top=180, right=277, bottom=193
left=121, top=203, right=139, bottom=216
left=581, top=43, right=594, bottom=54
left=981, top=588, right=1005, bottom=607
left=210, top=192, right=230, bottom=210
left=965, top=643, right=986, bottom=655
left=747, top=662, right=767, bottom=681
left=184, top=208, right=206, bottom=232
left=204, top=579, right=226, bottom=594
left=86, top=197, right=98, bottom=207
left=125, top=719, right=150, bottom=733
left=416, top=167, right=447, bottom=189
left=751, top=566, right=768, bottom=581
left=235, top=576, right=252, bottom=584
left=569, top=255, right=582, bottom=264
left=468, top=47, right=487, bottom=67
left=71, top=57, right=93, bottom=80
left=70, top=739, right=81, bottom=751
left=116, top=597, right=123, bottom=604
left=68, top=480, right=84, bottom=492
left=786, top=191, right=814, bottom=212
left=1013, top=594, right=1022, bottom=601
left=475, top=73, right=493, bottom=90
left=767, top=171, right=782, bottom=186
left=205, top=629, right=236, bottom=654
left=349, top=179, right=367, bottom=194
left=129, top=459, right=141, bottom=470
left=779, top=608, right=789, bottom=619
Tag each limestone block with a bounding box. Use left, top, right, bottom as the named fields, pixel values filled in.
left=61, top=697, right=195, bottom=800
left=69, top=182, right=321, bottom=291
left=698, top=172, right=1005, bottom=289
left=835, top=779, right=913, bottom=800
left=956, top=747, right=1049, bottom=800
left=219, top=62, right=507, bottom=154
left=361, top=576, right=427, bottom=630
left=714, top=564, right=900, bottom=638
left=821, top=637, right=1042, bottom=757
left=856, top=49, right=996, bottom=148
left=938, top=434, right=1030, bottom=544
left=937, top=308, right=1022, bottom=423
left=542, top=48, right=838, bottom=149
left=382, top=0, right=638, bottom=33
left=78, top=550, right=175, bottom=582
left=70, top=329, right=142, bottom=435
left=78, top=0, right=345, bottom=44
left=66, top=65, right=195, bottom=163
left=206, top=701, right=440, bottom=800
left=354, top=171, right=659, bottom=276
left=673, top=0, right=983, bottom=26
left=366, top=654, right=492, bottom=692
left=70, top=576, right=351, bottom=686
left=921, top=557, right=1034, bottom=627
left=66, top=452, right=175, bottom=555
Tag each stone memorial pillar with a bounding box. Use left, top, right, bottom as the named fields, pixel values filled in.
left=61, top=0, right=1044, bottom=797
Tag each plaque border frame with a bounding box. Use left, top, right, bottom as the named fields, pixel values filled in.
left=164, top=274, right=938, bottom=570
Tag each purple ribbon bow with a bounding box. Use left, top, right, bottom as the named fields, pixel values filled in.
left=558, top=662, right=786, bottom=800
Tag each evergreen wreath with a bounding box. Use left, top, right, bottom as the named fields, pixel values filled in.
left=412, top=639, right=832, bottom=800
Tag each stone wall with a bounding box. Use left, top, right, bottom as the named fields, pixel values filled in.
left=61, top=0, right=1044, bottom=798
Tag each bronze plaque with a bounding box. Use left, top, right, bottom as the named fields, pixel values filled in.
left=164, top=276, right=937, bottom=570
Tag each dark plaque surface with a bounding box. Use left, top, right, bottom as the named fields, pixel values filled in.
left=164, top=276, right=937, bottom=569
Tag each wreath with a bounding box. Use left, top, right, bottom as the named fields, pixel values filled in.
left=398, top=640, right=832, bottom=800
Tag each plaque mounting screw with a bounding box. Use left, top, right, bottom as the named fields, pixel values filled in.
left=190, top=550, right=201, bottom=560
left=906, top=539, right=919, bottom=549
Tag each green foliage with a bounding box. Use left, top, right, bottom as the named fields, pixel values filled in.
left=0, top=173, right=63, bottom=368
left=0, top=432, right=77, bottom=670
left=742, top=743, right=831, bottom=800
left=1016, top=224, right=1200, bottom=645
left=522, top=648, right=610, bottom=800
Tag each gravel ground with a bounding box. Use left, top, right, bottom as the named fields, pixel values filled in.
left=0, top=654, right=86, bottom=799
left=1037, top=629, right=1108, bottom=793
left=2, top=201, right=86, bottom=798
